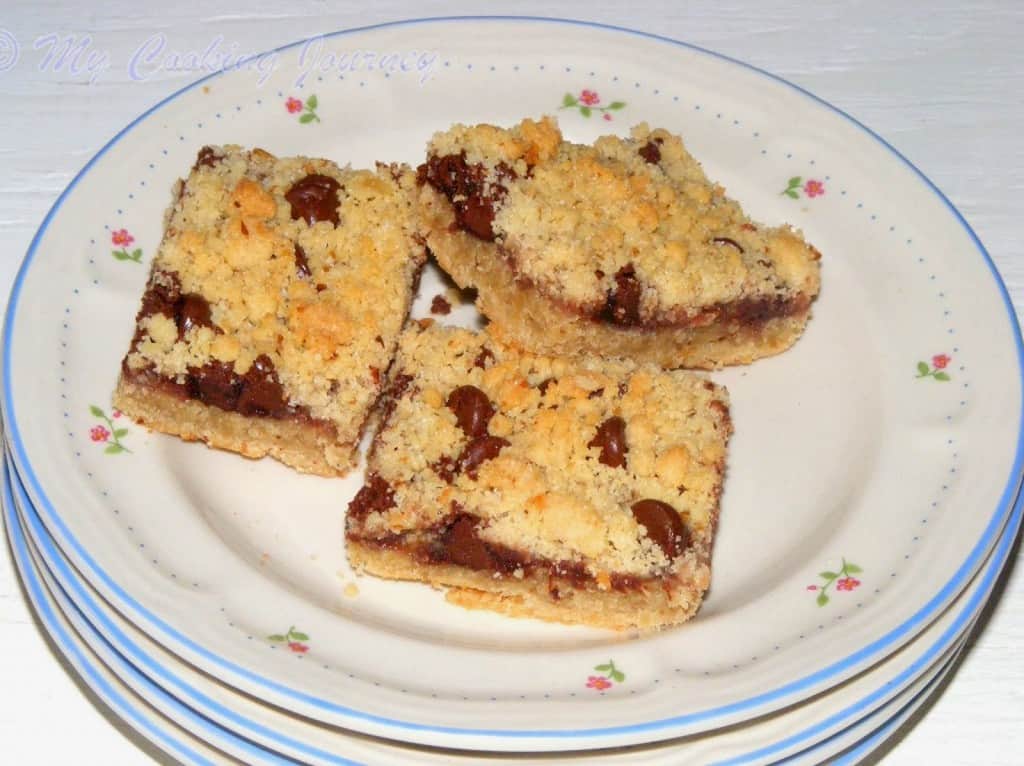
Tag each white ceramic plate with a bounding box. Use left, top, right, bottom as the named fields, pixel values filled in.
left=11, top=448, right=1015, bottom=766
left=3, top=17, right=1022, bottom=751
left=1, top=477, right=244, bottom=765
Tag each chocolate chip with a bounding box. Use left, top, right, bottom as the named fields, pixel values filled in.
left=193, top=146, right=222, bottom=170
left=138, top=271, right=182, bottom=320
left=430, top=294, right=452, bottom=315
left=419, top=154, right=516, bottom=241
left=446, top=385, right=495, bottom=438
left=237, top=354, right=289, bottom=417
left=537, top=378, right=557, bottom=396
left=439, top=515, right=495, bottom=569
left=631, top=499, right=689, bottom=559
left=587, top=388, right=604, bottom=400
left=285, top=174, right=341, bottom=226
left=599, top=264, right=643, bottom=325
left=432, top=455, right=458, bottom=484
left=638, top=141, right=661, bottom=164
left=589, top=416, right=628, bottom=469
left=294, top=244, right=311, bottom=278
left=458, top=435, right=509, bottom=478
left=348, top=473, right=396, bottom=521
left=177, top=293, right=214, bottom=339
left=473, top=348, right=495, bottom=369
left=188, top=360, right=241, bottom=411
left=711, top=237, right=745, bottom=253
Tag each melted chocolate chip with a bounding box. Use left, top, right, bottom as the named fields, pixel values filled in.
left=432, top=455, right=458, bottom=484
left=631, top=499, right=689, bottom=559
left=638, top=141, right=662, bottom=164
left=348, top=473, right=396, bottom=521
left=537, top=378, right=557, bottom=396
left=193, top=146, right=222, bottom=170
left=459, top=435, right=509, bottom=478
left=285, top=174, right=342, bottom=226
left=294, top=244, right=311, bottom=278
left=429, top=511, right=525, bottom=574
left=599, top=265, right=643, bottom=325
left=711, top=236, right=745, bottom=253
left=418, top=154, right=517, bottom=241
left=237, top=355, right=289, bottom=417
left=446, top=385, right=495, bottom=438
left=473, top=348, right=495, bottom=369
left=188, top=360, right=241, bottom=411
left=139, top=271, right=182, bottom=320
left=177, top=293, right=214, bottom=339
left=589, top=416, right=628, bottom=469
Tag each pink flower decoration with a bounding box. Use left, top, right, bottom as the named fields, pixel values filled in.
left=112, top=409, right=122, bottom=418
left=287, top=641, right=309, bottom=654
left=806, top=584, right=818, bottom=591
left=285, top=97, right=303, bottom=114
left=90, top=425, right=110, bottom=443
left=803, top=179, right=825, bottom=198
left=932, top=354, right=951, bottom=370
left=603, top=113, right=613, bottom=121
left=579, top=89, right=600, bottom=106
left=836, top=577, right=861, bottom=592
left=586, top=675, right=612, bottom=691
left=111, top=229, right=134, bottom=247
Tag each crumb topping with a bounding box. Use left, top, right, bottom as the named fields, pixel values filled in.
left=353, top=323, right=731, bottom=577
left=423, top=118, right=821, bottom=324
left=126, top=146, right=425, bottom=433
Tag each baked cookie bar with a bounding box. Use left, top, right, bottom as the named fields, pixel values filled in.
left=417, top=117, right=821, bottom=369
left=114, top=146, right=426, bottom=476
left=345, top=322, right=731, bottom=630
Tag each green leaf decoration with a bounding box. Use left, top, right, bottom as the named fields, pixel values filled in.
left=89, top=405, right=104, bottom=418
left=113, top=429, right=128, bottom=438
left=608, top=101, right=626, bottom=110
left=819, top=571, right=837, bottom=580
left=267, top=634, right=286, bottom=642
left=306, top=94, right=318, bottom=109
left=112, top=250, right=128, bottom=260
left=104, top=444, right=123, bottom=454
left=844, top=563, right=863, bottom=574
left=610, top=669, right=625, bottom=682
left=788, top=176, right=802, bottom=187
left=816, top=592, right=829, bottom=607
left=562, top=93, right=577, bottom=107
left=299, top=113, right=315, bottom=124
left=917, top=361, right=929, bottom=375
left=289, top=631, right=309, bottom=641
left=131, top=248, right=142, bottom=260
left=594, top=663, right=611, bottom=672
left=934, top=372, right=950, bottom=381
left=785, top=189, right=799, bottom=199
left=580, top=106, right=592, bottom=118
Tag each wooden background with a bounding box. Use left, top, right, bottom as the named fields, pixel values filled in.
left=0, top=2, right=1021, bottom=762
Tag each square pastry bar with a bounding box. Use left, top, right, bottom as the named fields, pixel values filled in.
left=346, top=323, right=732, bottom=630
left=114, top=146, right=426, bottom=476
left=417, top=117, right=821, bottom=368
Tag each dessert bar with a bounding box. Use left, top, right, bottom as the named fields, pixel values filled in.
left=346, top=322, right=732, bottom=630
left=114, top=146, right=426, bottom=476
left=417, top=117, right=821, bottom=368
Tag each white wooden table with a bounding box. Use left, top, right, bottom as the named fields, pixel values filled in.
left=1, top=3, right=1021, bottom=763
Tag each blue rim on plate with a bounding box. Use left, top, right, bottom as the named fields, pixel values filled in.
left=1, top=461, right=242, bottom=766
left=3, top=16, right=1023, bottom=743
left=6, top=445, right=1022, bottom=765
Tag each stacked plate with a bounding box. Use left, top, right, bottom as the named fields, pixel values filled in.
left=3, top=17, right=1022, bottom=765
